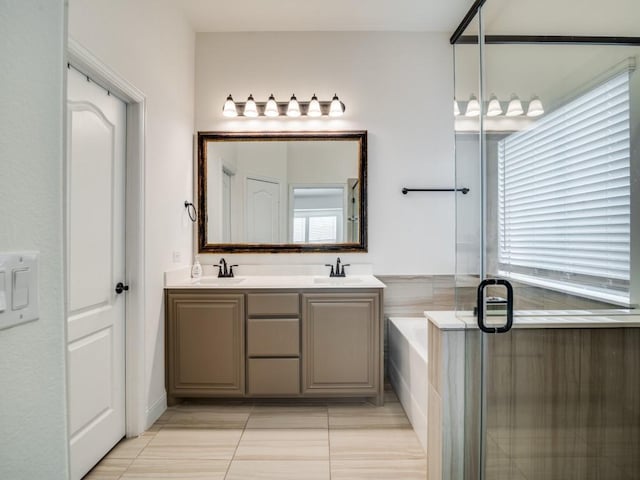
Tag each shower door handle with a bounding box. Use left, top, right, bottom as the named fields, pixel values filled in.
left=476, top=278, right=514, bottom=333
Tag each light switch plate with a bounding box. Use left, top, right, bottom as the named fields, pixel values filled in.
left=0, top=252, right=39, bottom=330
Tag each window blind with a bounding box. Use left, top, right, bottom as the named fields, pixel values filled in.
left=498, top=72, right=631, bottom=302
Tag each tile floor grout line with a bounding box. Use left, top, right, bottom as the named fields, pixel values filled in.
left=222, top=403, right=252, bottom=479
left=327, top=403, right=333, bottom=480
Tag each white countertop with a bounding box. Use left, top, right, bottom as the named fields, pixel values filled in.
left=165, top=273, right=386, bottom=290
left=165, top=263, right=385, bottom=289
left=425, top=310, right=640, bottom=330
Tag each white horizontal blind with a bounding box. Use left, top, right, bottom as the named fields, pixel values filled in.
left=293, top=209, right=342, bottom=243
left=498, top=72, right=631, bottom=302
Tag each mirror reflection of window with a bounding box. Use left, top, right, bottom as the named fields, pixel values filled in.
left=291, top=187, right=345, bottom=243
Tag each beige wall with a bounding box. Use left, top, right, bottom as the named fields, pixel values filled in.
left=0, top=1, right=69, bottom=477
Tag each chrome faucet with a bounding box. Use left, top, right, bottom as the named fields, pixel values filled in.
left=325, top=257, right=350, bottom=277
left=217, top=258, right=238, bottom=278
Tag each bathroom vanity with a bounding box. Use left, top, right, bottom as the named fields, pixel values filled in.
left=164, top=274, right=385, bottom=405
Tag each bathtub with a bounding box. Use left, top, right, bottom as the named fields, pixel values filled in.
left=388, top=317, right=428, bottom=453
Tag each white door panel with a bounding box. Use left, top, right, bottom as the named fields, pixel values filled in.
left=66, top=66, right=126, bottom=480
left=68, top=107, right=114, bottom=313
left=246, top=177, right=280, bottom=242
left=68, top=329, right=114, bottom=435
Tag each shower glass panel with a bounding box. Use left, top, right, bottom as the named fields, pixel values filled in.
left=454, top=20, right=482, bottom=314
left=483, top=43, right=639, bottom=311
left=454, top=2, right=640, bottom=479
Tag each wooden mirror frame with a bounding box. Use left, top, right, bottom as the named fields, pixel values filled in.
left=197, top=131, right=368, bottom=253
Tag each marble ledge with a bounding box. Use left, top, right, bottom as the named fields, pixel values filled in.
left=425, top=310, right=640, bottom=330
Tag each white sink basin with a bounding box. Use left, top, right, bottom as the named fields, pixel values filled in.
left=191, top=277, right=246, bottom=286
left=313, top=277, right=364, bottom=285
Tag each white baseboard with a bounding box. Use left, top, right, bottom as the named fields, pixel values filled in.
left=145, top=392, right=167, bottom=430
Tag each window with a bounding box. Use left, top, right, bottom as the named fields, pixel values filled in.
left=498, top=72, right=631, bottom=304
left=290, top=186, right=345, bottom=243
left=293, top=210, right=341, bottom=243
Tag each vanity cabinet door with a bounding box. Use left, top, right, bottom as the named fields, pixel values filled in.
left=301, top=292, right=380, bottom=396
left=165, top=292, right=245, bottom=401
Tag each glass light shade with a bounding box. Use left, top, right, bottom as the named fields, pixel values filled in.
left=506, top=94, right=524, bottom=117
left=243, top=94, right=258, bottom=117
left=454, top=99, right=460, bottom=116
left=329, top=94, right=344, bottom=117
left=264, top=94, right=279, bottom=117
left=465, top=95, right=480, bottom=117
left=527, top=96, right=544, bottom=117
left=308, top=94, right=322, bottom=117
left=287, top=94, right=301, bottom=117
left=222, top=94, right=237, bottom=117
left=487, top=94, right=503, bottom=117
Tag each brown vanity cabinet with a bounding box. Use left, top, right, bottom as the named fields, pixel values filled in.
left=165, top=288, right=383, bottom=404
left=165, top=292, right=245, bottom=404
left=301, top=293, right=381, bottom=399
left=246, top=293, right=301, bottom=397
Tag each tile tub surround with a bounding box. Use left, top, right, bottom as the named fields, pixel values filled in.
left=388, top=317, right=429, bottom=453
left=425, top=315, right=466, bottom=480
left=427, top=311, right=640, bottom=480
left=85, top=388, right=427, bottom=480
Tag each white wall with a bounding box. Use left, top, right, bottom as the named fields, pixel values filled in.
left=195, top=32, right=456, bottom=274
left=68, top=0, right=195, bottom=427
left=287, top=141, right=358, bottom=184
left=0, top=1, right=69, bottom=477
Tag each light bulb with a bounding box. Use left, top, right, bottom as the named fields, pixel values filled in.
left=527, top=95, right=544, bottom=117
left=329, top=94, right=344, bottom=117
left=506, top=94, right=524, bottom=117
left=486, top=94, right=503, bottom=117
left=264, top=94, right=279, bottom=117
left=308, top=94, right=322, bottom=117
left=465, top=94, right=480, bottom=117
left=287, top=94, right=301, bottom=117
left=454, top=99, right=461, bottom=117
left=222, top=94, right=237, bottom=117
left=243, top=94, right=258, bottom=117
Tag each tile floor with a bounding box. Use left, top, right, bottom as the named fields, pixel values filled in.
left=84, top=387, right=427, bottom=479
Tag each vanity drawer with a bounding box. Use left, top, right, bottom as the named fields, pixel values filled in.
left=247, top=293, right=299, bottom=317
left=247, top=318, right=300, bottom=357
left=247, top=358, right=300, bottom=395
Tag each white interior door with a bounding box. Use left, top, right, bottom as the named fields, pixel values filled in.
left=66, top=66, right=126, bottom=480
left=246, top=177, right=280, bottom=242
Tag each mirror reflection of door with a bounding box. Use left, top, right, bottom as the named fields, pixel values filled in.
left=222, top=169, right=232, bottom=242
left=290, top=186, right=346, bottom=243
left=246, top=177, right=280, bottom=242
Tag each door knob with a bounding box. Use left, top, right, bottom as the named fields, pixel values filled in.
left=115, top=282, right=129, bottom=294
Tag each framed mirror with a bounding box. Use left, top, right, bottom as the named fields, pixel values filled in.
left=197, top=131, right=367, bottom=253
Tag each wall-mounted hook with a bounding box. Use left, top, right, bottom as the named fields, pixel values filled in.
left=184, top=201, right=197, bottom=222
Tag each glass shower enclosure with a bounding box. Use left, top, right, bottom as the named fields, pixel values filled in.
left=453, top=1, right=640, bottom=479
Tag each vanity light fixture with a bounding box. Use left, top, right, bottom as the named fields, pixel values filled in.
left=329, top=94, right=345, bottom=117
left=222, top=94, right=237, bottom=117
left=287, top=94, right=301, bottom=117
left=526, top=95, right=544, bottom=117
left=486, top=93, right=503, bottom=117
left=465, top=94, right=481, bottom=117
left=506, top=94, right=524, bottom=117
left=456, top=93, right=545, bottom=118
left=244, top=94, right=258, bottom=117
left=308, top=94, right=322, bottom=117
left=264, top=94, right=279, bottom=117
left=222, top=93, right=347, bottom=118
